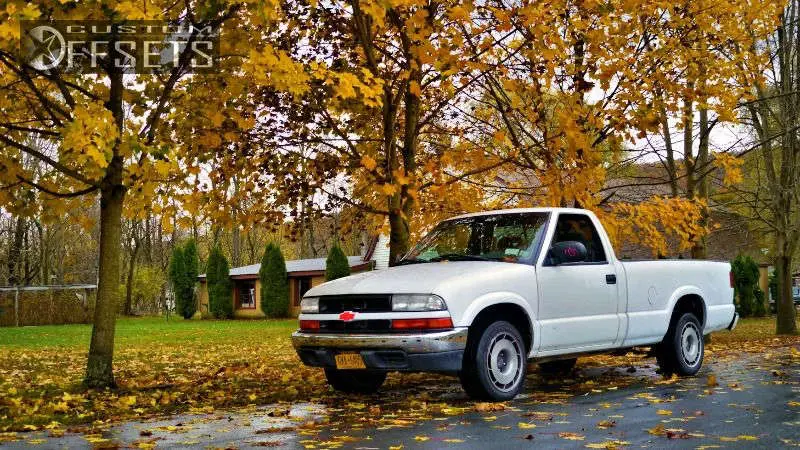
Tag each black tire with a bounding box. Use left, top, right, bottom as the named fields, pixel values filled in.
left=655, top=312, right=704, bottom=376
left=538, top=358, right=577, bottom=375
left=324, top=368, right=386, bottom=394
left=459, top=320, right=527, bottom=401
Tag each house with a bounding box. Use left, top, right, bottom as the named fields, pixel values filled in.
left=197, top=235, right=390, bottom=318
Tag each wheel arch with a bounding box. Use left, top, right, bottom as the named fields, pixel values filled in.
left=460, top=294, right=535, bottom=356
left=665, top=288, right=707, bottom=338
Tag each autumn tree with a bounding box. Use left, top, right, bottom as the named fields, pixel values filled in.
left=735, top=0, right=800, bottom=334
left=259, top=243, right=288, bottom=318
left=468, top=0, right=780, bottom=256
left=325, top=245, right=351, bottom=281
left=0, top=0, right=286, bottom=386
left=252, top=0, right=513, bottom=264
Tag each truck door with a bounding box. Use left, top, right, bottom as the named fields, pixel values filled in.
left=536, top=213, right=621, bottom=352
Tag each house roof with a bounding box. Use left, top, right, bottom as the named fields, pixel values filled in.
left=199, top=255, right=372, bottom=280
left=230, top=256, right=366, bottom=277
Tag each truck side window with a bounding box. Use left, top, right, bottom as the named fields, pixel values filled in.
left=553, top=214, right=607, bottom=263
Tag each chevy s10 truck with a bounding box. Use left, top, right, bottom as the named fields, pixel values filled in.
left=292, top=208, right=738, bottom=400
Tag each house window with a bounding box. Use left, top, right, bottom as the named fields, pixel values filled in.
left=294, top=277, right=312, bottom=306
left=237, top=281, right=256, bottom=309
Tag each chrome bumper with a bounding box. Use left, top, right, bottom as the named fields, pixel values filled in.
left=291, top=328, right=468, bottom=354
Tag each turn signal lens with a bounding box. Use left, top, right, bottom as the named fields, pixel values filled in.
left=391, top=317, right=453, bottom=330
left=299, top=320, right=320, bottom=331
left=729, top=271, right=735, bottom=288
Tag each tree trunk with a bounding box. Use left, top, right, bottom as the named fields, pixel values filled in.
left=7, top=216, right=24, bottom=286
left=124, top=237, right=139, bottom=316
left=85, top=54, right=125, bottom=388
left=691, top=107, right=710, bottom=259
left=388, top=210, right=410, bottom=265
left=36, top=221, right=46, bottom=285
left=775, top=252, right=797, bottom=335
left=232, top=176, right=241, bottom=266
left=144, top=214, right=153, bottom=264
left=85, top=184, right=124, bottom=387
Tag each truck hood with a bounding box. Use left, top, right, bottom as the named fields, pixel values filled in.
left=306, top=261, right=536, bottom=299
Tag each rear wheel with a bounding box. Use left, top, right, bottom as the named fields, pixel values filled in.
left=459, top=321, right=527, bottom=401
left=538, top=358, right=577, bottom=375
left=656, top=312, right=704, bottom=376
left=324, top=368, right=386, bottom=394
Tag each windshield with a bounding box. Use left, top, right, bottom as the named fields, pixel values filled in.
left=402, top=212, right=549, bottom=264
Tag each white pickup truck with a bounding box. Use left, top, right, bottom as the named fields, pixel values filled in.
left=292, top=208, right=738, bottom=400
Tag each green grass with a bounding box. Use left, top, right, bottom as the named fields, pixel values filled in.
left=0, top=316, right=299, bottom=349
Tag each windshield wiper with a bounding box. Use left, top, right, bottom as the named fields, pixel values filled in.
left=430, top=253, right=493, bottom=262
left=395, top=257, right=430, bottom=265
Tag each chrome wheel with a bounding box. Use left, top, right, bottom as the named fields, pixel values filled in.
left=680, top=322, right=701, bottom=366
left=486, top=332, right=523, bottom=392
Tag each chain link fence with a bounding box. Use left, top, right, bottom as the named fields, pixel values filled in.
left=0, top=285, right=96, bottom=327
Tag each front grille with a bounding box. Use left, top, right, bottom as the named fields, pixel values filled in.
left=318, top=319, right=392, bottom=333
left=318, top=295, right=392, bottom=314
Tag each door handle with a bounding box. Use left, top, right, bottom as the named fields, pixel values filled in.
left=606, top=274, right=617, bottom=284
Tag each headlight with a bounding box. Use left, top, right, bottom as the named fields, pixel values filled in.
left=391, top=294, right=446, bottom=311
left=300, top=297, right=319, bottom=314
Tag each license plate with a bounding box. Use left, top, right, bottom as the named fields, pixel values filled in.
left=335, top=352, right=366, bottom=369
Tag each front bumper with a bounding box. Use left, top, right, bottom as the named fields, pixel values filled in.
left=292, top=328, right=468, bottom=372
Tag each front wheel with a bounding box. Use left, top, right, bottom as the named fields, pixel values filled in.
left=459, top=320, right=527, bottom=401
left=324, top=368, right=386, bottom=394
left=656, top=312, right=704, bottom=376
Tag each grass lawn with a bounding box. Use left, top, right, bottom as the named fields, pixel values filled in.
left=0, top=316, right=298, bottom=349
left=0, top=315, right=796, bottom=433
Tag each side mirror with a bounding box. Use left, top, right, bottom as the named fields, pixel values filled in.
left=548, top=241, right=587, bottom=265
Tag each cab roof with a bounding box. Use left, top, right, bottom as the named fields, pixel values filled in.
left=448, top=207, right=591, bottom=221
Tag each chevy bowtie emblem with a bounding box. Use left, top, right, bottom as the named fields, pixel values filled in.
left=339, top=311, right=356, bottom=321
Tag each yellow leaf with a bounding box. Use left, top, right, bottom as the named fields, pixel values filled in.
left=414, top=436, right=430, bottom=442
left=559, top=432, right=585, bottom=441
left=381, top=183, right=398, bottom=196
left=518, top=422, right=536, bottom=429
left=361, top=155, right=378, bottom=171
left=656, top=409, right=672, bottom=416
left=409, top=81, right=421, bottom=97
left=585, top=441, right=630, bottom=449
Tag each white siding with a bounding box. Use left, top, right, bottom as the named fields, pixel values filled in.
left=371, top=234, right=391, bottom=270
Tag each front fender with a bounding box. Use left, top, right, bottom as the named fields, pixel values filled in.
left=455, top=291, right=538, bottom=358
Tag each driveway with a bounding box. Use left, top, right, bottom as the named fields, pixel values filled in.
left=4, top=347, right=799, bottom=449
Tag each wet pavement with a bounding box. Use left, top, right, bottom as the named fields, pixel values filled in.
left=3, top=349, right=799, bottom=449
